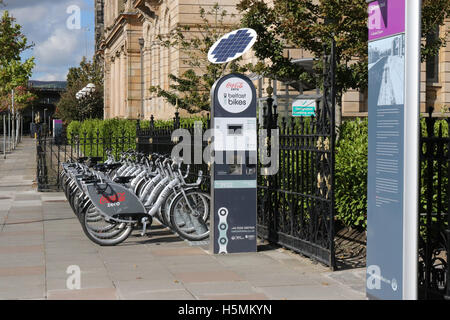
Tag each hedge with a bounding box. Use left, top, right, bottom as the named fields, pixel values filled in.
left=67, top=118, right=139, bottom=159
left=335, top=118, right=368, bottom=228
left=335, top=117, right=449, bottom=229
left=65, top=117, right=208, bottom=159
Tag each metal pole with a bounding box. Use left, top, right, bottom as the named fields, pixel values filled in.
left=3, top=115, right=5, bottom=159
left=329, top=38, right=336, bottom=270
left=8, top=111, right=10, bottom=152
left=44, top=109, right=47, bottom=137
left=11, top=89, right=15, bottom=150
left=16, top=115, right=19, bottom=146
left=31, top=107, right=33, bottom=138
left=403, top=0, right=421, bottom=300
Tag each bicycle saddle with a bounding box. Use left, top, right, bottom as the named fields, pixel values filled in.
left=87, top=157, right=103, bottom=167
left=113, top=176, right=135, bottom=184
left=94, top=163, right=122, bottom=172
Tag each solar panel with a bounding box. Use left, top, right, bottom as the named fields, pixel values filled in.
left=208, top=28, right=257, bottom=64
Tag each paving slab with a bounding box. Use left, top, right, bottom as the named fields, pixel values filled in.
left=166, top=261, right=227, bottom=273
left=0, top=284, right=45, bottom=300
left=198, top=293, right=269, bottom=300
left=173, top=270, right=243, bottom=283
left=114, top=279, right=185, bottom=295
left=0, top=265, right=45, bottom=277
left=47, top=288, right=118, bottom=300
left=120, top=289, right=195, bottom=300
left=46, top=275, right=115, bottom=291
left=184, top=281, right=259, bottom=297
left=258, top=284, right=347, bottom=300
left=104, top=262, right=175, bottom=281
left=0, top=252, right=45, bottom=268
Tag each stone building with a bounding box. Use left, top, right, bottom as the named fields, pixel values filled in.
left=95, top=1, right=450, bottom=120
left=95, top=0, right=243, bottom=120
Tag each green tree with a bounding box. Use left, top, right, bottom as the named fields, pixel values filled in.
left=237, top=0, right=450, bottom=126
left=0, top=85, right=36, bottom=113
left=150, top=3, right=247, bottom=113
left=0, top=10, right=35, bottom=104
left=55, top=57, right=104, bottom=123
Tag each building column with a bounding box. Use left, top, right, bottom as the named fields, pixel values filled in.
left=120, top=50, right=126, bottom=117
left=151, top=40, right=160, bottom=115
left=115, top=51, right=120, bottom=117
left=104, top=57, right=111, bottom=118
left=143, top=45, right=151, bottom=119
left=110, top=56, right=116, bottom=118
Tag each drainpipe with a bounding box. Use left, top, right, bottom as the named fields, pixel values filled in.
left=139, top=37, right=145, bottom=120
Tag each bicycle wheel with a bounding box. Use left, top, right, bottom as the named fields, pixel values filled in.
left=68, top=186, right=81, bottom=215
left=79, top=204, right=133, bottom=246
left=134, top=177, right=148, bottom=197
left=72, top=189, right=84, bottom=217
left=169, top=189, right=210, bottom=241
left=160, top=189, right=177, bottom=228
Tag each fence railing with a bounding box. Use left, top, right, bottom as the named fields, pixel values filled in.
left=136, top=113, right=211, bottom=191
left=135, top=97, right=337, bottom=268
left=419, top=107, right=450, bottom=300
left=36, top=130, right=135, bottom=191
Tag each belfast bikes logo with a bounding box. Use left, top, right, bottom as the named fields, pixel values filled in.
left=170, top=123, right=279, bottom=176
left=218, top=78, right=252, bottom=114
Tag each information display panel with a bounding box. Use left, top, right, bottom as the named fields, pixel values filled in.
left=367, top=0, right=420, bottom=300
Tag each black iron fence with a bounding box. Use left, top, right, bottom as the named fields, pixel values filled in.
left=257, top=44, right=336, bottom=268
left=136, top=113, right=211, bottom=191
left=257, top=97, right=336, bottom=268
left=419, top=107, right=450, bottom=300
left=136, top=103, right=337, bottom=268
left=36, top=129, right=135, bottom=191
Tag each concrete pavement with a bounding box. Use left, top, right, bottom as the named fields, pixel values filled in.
left=0, top=138, right=366, bottom=300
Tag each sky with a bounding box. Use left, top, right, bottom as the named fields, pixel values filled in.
left=2, top=0, right=95, bottom=81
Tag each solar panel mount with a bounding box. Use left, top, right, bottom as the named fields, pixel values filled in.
left=208, top=28, right=257, bottom=64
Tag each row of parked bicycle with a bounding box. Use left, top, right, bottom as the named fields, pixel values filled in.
left=60, top=150, right=210, bottom=246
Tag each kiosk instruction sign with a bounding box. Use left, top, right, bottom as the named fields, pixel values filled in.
left=210, top=73, right=257, bottom=254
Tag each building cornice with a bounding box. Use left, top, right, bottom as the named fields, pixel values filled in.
left=133, top=0, right=162, bottom=22
left=104, top=12, right=139, bottom=48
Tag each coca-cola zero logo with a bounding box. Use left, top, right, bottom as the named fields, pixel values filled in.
left=100, top=193, right=125, bottom=205
left=226, top=82, right=244, bottom=90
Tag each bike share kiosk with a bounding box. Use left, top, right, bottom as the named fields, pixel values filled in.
left=207, top=28, right=258, bottom=254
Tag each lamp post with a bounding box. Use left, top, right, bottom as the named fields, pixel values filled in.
left=76, top=83, right=96, bottom=120
left=44, top=108, right=47, bottom=136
